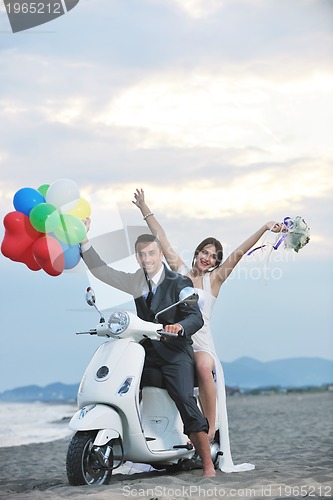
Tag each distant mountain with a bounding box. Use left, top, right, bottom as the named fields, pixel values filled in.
left=0, top=382, right=79, bottom=403
left=222, top=356, right=333, bottom=389
left=0, top=357, right=332, bottom=402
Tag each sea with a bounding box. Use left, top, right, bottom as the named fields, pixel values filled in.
left=0, top=402, right=156, bottom=474
left=0, top=402, right=76, bottom=448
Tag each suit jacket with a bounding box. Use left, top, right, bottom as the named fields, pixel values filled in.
left=82, top=246, right=204, bottom=362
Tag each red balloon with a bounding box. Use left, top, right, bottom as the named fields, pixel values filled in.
left=32, top=234, right=65, bottom=276
left=18, top=247, right=42, bottom=271
left=1, top=211, right=42, bottom=270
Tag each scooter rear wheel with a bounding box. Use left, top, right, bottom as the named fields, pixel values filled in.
left=66, top=430, right=113, bottom=485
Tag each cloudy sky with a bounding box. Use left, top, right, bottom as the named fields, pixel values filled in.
left=0, top=0, right=332, bottom=392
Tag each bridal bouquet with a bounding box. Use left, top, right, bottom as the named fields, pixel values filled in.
left=282, top=216, right=310, bottom=253
left=247, top=216, right=310, bottom=256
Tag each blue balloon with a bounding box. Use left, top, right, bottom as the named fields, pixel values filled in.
left=48, top=232, right=81, bottom=270
left=13, top=187, right=45, bottom=216
left=62, top=243, right=81, bottom=270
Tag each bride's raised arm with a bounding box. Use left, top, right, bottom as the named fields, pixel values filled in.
left=213, top=222, right=285, bottom=287
left=132, top=188, right=184, bottom=272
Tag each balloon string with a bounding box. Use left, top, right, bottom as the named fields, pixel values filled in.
left=59, top=212, right=71, bottom=246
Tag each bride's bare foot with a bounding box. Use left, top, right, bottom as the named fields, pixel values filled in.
left=189, top=431, right=215, bottom=478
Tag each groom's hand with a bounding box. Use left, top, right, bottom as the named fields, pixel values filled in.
left=163, top=324, right=184, bottom=338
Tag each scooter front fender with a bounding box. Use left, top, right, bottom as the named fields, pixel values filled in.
left=68, top=404, right=123, bottom=444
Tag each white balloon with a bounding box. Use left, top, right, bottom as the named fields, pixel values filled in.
left=46, top=178, right=80, bottom=213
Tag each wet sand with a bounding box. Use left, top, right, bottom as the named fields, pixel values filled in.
left=0, top=392, right=332, bottom=499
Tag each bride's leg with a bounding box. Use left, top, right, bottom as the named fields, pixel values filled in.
left=195, top=351, right=216, bottom=442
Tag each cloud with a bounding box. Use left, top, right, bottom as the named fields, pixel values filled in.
left=164, top=0, right=228, bottom=19
left=1, top=53, right=332, bottom=227
left=94, top=68, right=333, bottom=161
left=106, top=156, right=332, bottom=219
left=165, top=0, right=269, bottom=19
left=1, top=0, right=332, bottom=243
left=1, top=0, right=332, bottom=173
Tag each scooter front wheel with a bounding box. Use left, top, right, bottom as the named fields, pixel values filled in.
left=66, top=431, right=113, bottom=485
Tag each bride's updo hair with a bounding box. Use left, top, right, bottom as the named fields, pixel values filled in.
left=192, top=237, right=223, bottom=270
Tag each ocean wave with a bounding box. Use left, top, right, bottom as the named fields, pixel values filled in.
left=0, top=402, right=75, bottom=448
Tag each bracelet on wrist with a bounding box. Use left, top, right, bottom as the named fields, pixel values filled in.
left=143, top=212, right=154, bottom=220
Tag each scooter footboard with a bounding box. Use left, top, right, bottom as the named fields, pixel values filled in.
left=141, top=387, right=188, bottom=451
left=69, top=404, right=123, bottom=445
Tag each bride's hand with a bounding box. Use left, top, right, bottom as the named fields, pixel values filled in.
left=268, top=221, right=287, bottom=233
left=132, top=188, right=145, bottom=208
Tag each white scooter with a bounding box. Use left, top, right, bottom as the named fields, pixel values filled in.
left=66, top=287, right=221, bottom=485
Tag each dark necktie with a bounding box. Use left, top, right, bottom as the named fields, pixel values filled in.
left=146, top=278, right=153, bottom=308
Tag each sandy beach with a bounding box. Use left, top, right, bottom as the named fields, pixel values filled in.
left=0, top=392, right=332, bottom=500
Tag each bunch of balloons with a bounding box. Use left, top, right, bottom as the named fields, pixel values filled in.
left=1, top=178, right=91, bottom=276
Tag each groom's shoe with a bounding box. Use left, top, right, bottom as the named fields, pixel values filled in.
left=178, top=452, right=203, bottom=470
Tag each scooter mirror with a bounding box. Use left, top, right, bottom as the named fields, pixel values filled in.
left=178, top=286, right=199, bottom=305
left=155, top=287, right=199, bottom=322
left=85, top=287, right=105, bottom=323
left=85, top=287, right=96, bottom=306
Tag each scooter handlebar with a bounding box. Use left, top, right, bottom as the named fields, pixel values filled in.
left=76, top=312, right=165, bottom=341
left=76, top=329, right=98, bottom=335
left=98, top=312, right=162, bottom=341
left=156, top=329, right=179, bottom=338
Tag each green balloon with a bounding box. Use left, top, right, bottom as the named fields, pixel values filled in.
left=54, top=214, right=86, bottom=245
left=29, top=203, right=61, bottom=233
left=37, top=184, right=50, bottom=198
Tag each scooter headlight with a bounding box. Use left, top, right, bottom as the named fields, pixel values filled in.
left=107, top=311, right=130, bottom=335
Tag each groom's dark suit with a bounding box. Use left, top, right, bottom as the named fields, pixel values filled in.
left=82, top=245, right=207, bottom=436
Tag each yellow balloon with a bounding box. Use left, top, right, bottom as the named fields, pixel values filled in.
left=68, top=198, right=91, bottom=219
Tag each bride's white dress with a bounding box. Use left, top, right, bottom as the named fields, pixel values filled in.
left=180, top=267, right=255, bottom=472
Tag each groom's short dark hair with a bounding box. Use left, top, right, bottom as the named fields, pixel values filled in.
left=135, top=234, right=162, bottom=252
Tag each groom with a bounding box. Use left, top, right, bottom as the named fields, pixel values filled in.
left=80, top=224, right=216, bottom=477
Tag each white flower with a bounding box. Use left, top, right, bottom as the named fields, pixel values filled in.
left=283, top=216, right=310, bottom=253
